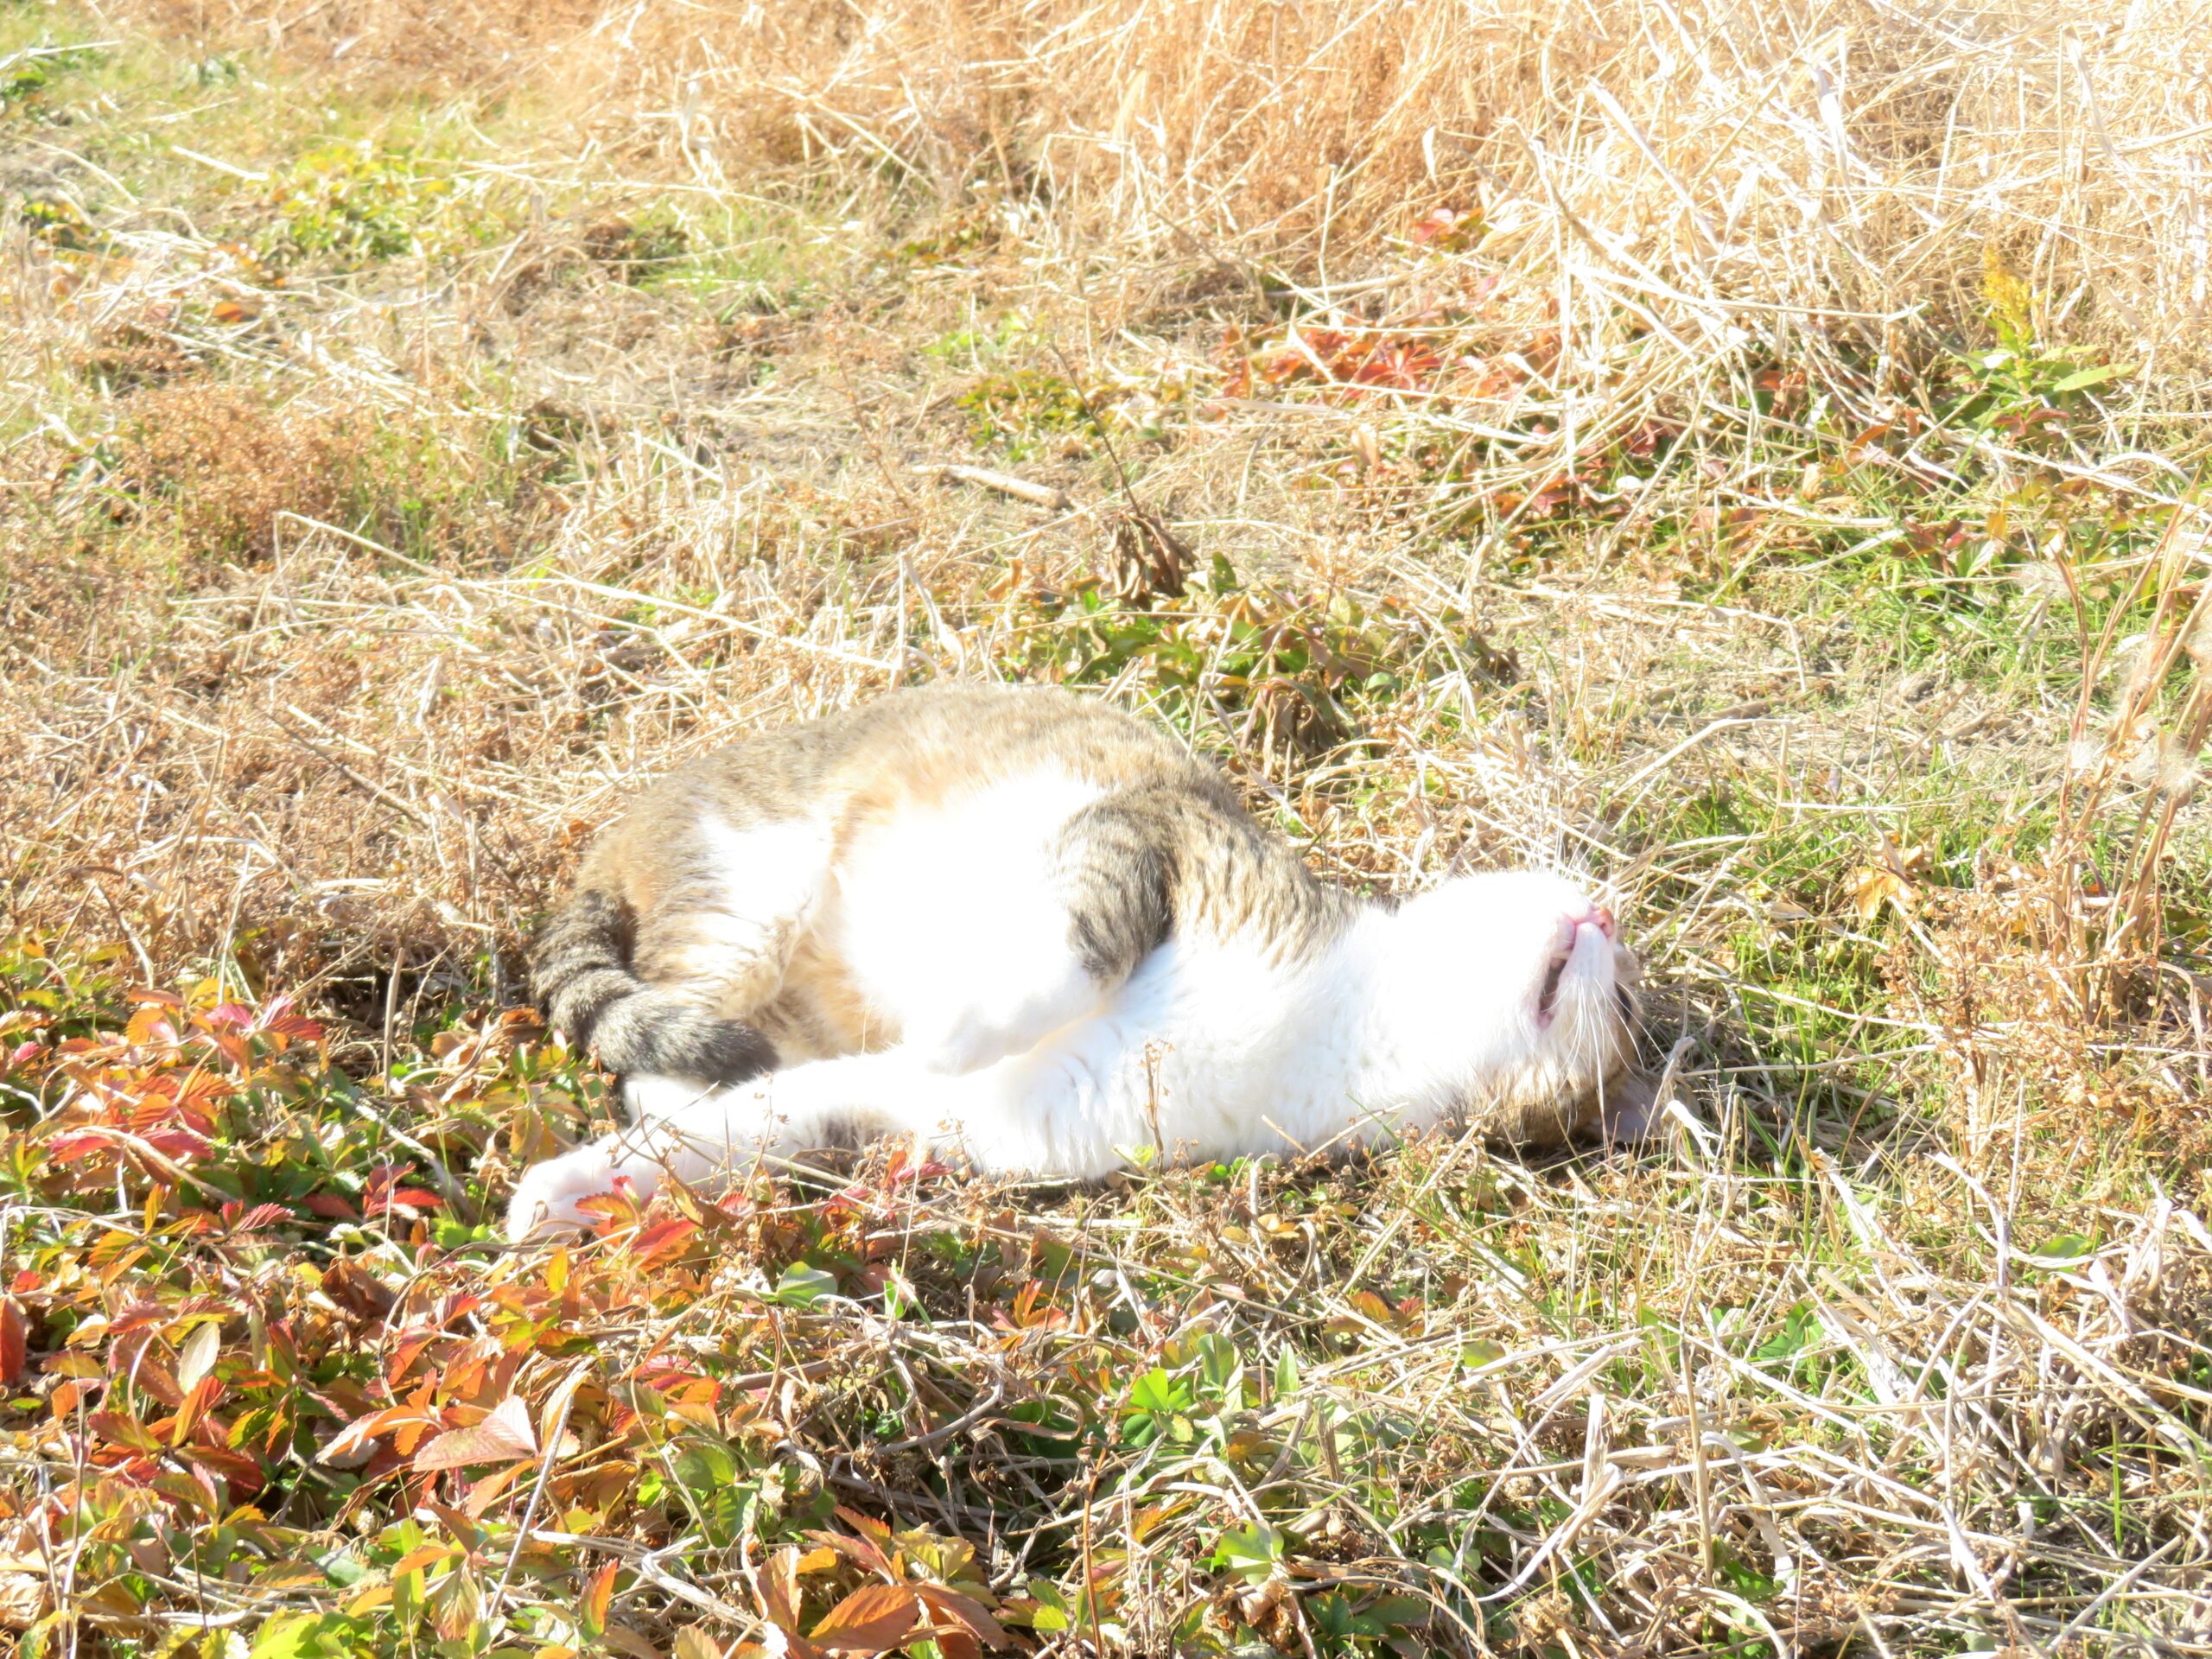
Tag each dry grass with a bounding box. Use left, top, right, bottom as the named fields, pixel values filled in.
left=3, top=0, right=2212, bottom=1654
left=138, top=0, right=2212, bottom=362
left=122, top=384, right=361, bottom=560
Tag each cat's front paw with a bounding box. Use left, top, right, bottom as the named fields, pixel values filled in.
left=1594, top=1072, right=1666, bottom=1145
left=505, top=1142, right=625, bottom=1242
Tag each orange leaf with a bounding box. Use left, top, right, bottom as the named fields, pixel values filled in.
left=1347, top=1289, right=1392, bottom=1321
left=124, top=1006, right=178, bottom=1047
left=918, top=1586, right=1011, bottom=1650
left=463, top=1461, right=528, bottom=1519
left=760, top=1545, right=803, bottom=1631
left=583, top=1560, right=619, bottom=1637
left=809, top=1583, right=920, bottom=1652
left=391, top=1542, right=455, bottom=1578
left=168, top=1375, right=221, bottom=1446
left=318, top=1397, right=440, bottom=1465
left=414, top=1395, right=537, bottom=1471
left=1847, top=867, right=1914, bottom=921
left=825, top=1509, right=899, bottom=1576
left=628, top=1217, right=697, bottom=1264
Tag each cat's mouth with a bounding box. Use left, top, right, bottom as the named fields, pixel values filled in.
left=1536, top=908, right=1618, bottom=1028
left=1537, top=951, right=1570, bottom=1026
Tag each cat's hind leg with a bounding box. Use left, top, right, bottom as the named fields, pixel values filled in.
left=581, top=815, right=835, bottom=1109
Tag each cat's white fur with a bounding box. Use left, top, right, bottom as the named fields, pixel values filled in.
left=833, top=769, right=1110, bottom=1071
left=506, top=763, right=1632, bottom=1237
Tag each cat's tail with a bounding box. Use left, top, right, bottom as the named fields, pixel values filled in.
left=531, top=887, right=778, bottom=1084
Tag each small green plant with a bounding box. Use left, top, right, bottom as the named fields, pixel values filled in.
left=262, top=141, right=460, bottom=267
left=1949, top=247, right=2128, bottom=441
left=957, top=366, right=1094, bottom=459
left=1001, top=554, right=1503, bottom=776
left=16, top=193, right=97, bottom=251
left=183, top=53, right=244, bottom=88
left=896, top=202, right=1000, bottom=265
left=0, top=42, right=102, bottom=111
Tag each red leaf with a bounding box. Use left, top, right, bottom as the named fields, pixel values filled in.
left=363, top=1170, right=443, bottom=1217
left=626, top=1217, right=696, bottom=1264
left=302, top=1193, right=359, bottom=1221
left=47, top=1133, right=109, bottom=1166
left=182, top=1442, right=267, bottom=1497
left=885, top=1153, right=951, bottom=1188
left=140, top=1125, right=212, bottom=1160
left=0, top=1299, right=25, bottom=1386
left=321, top=1258, right=395, bottom=1319
left=256, top=997, right=322, bottom=1044
left=414, top=1395, right=537, bottom=1471
left=810, top=1583, right=920, bottom=1652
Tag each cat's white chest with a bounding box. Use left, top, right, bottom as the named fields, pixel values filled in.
left=825, top=770, right=1105, bottom=1046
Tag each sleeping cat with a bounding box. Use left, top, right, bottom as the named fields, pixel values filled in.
left=505, top=682, right=1642, bottom=1239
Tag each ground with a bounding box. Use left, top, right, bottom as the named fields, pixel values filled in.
left=3, top=2, right=2211, bottom=1656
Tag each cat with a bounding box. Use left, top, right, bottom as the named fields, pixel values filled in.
left=505, top=682, right=1643, bottom=1239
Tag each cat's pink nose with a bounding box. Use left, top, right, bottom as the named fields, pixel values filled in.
left=1578, top=906, right=1616, bottom=940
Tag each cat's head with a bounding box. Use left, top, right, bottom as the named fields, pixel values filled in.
left=1388, top=868, right=1642, bottom=1142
